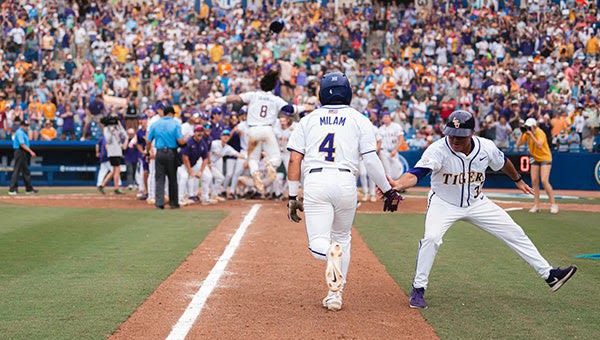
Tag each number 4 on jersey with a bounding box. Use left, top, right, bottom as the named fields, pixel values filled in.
left=319, top=133, right=335, bottom=161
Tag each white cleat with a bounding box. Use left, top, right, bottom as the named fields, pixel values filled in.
left=550, top=204, right=559, bottom=214
left=529, top=205, right=539, bottom=213
left=325, top=242, right=343, bottom=292
left=370, top=195, right=377, bottom=203
left=322, top=290, right=343, bottom=311
left=361, top=194, right=370, bottom=202
left=201, top=198, right=217, bottom=205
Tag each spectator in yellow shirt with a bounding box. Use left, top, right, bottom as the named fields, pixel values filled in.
left=42, top=101, right=57, bottom=120
left=586, top=35, right=599, bottom=55
left=40, top=121, right=57, bottom=141
left=113, top=43, right=129, bottom=64
left=516, top=118, right=558, bottom=214
left=209, top=43, right=224, bottom=63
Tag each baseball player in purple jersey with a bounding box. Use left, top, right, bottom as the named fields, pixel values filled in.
left=286, top=72, right=403, bottom=311
left=384, top=110, right=577, bottom=309
left=177, top=125, right=209, bottom=205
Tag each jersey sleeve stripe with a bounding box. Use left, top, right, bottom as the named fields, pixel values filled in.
left=287, top=147, right=304, bottom=155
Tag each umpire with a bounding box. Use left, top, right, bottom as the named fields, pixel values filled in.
left=9, top=120, right=38, bottom=195
left=147, top=106, right=185, bottom=209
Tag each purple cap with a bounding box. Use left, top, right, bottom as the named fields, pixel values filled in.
left=281, top=104, right=294, bottom=116
left=152, top=101, right=165, bottom=111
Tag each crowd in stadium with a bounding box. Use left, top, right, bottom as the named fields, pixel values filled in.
left=0, top=1, right=598, bottom=150
left=2, top=0, right=600, bottom=201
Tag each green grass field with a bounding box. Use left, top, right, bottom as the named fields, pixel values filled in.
left=355, top=211, right=600, bottom=340
left=0, top=205, right=225, bottom=339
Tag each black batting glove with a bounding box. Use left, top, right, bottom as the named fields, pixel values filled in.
left=287, top=196, right=304, bottom=223
left=383, top=189, right=403, bottom=212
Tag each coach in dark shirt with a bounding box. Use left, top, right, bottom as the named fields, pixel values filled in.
left=147, top=106, right=186, bottom=209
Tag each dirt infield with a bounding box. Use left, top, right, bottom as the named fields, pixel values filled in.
left=2, top=189, right=598, bottom=339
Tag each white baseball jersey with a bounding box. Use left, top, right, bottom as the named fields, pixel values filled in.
left=210, top=140, right=239, bottom=164
left=415, top=136, right=505, bottom=207
left=287, top=104, right=377, bottom=175
left=239, top=90, right=288, bottom=126
left=181, top=122, right=195, bottom=139
left=275, top=121, right=297, bottom=152
left=377, top=122, right=404, bottom=152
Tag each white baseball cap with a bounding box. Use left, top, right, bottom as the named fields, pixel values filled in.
left=524, top=118, right=537, bottom=127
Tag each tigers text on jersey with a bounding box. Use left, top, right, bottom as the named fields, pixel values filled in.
left=239, top=90, right=289, bottom=126
left=377, top=122, right=404, bottom=152
left=415, top=136, right=505, bottom=207
left=287, top=104, right=378, bottom=175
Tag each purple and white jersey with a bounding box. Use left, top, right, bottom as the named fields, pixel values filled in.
left=287, top=104, right=378, bottom=176
left=415, top=136, right=506, bottom=207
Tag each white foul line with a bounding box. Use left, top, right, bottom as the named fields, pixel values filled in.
left=166, top=204, right=261, bottom=340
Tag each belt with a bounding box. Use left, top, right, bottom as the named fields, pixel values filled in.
left=158, top=147, right=178, bottom=152
left=249, top=124, right=272, bottom=127
left=309, top=168, right=351, bottom=174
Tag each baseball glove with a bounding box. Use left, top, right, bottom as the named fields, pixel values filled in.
left=383, top=189, right=403, bottom=212
left=287, top=198, right=304, bottom=223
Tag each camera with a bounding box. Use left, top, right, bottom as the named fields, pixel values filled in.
left=100, top=116, right=119, bottom=126
left=520, top=125, right=532, bottom=133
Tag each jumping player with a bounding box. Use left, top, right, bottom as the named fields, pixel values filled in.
left=210, top=70, right=302, bottom=196
left=286, top=72, right=403, bottom=311
left=384, top=110, right=577, bottom=309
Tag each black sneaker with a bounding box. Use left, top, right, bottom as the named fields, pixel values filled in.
left=114, top=189, right=124, bottom=195
left=97, top=186, right=105, bottom=194
left=26, top=189, right=39, bottom=194
left=546, top=266, right=577, bottom=292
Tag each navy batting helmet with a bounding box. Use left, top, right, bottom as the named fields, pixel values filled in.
left=443, top=110, right=475, bottom=137
left=281, top=104, right=294, bottom=116
left=319, top=72, right=352, bottom=106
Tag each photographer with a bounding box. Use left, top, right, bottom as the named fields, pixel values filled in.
left=516, top=118, right=558, bottom=214
left=99, top=115, right=127, bottom=195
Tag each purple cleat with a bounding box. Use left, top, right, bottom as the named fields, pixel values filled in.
left=409, top=286, right=428, bottom=309
left=546, top=266, right=577, bottom=292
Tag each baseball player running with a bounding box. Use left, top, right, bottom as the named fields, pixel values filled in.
left=384, top=110, right=577, bottom=309
left=210, top=70, right=301, bottom=196
left=286, top=72, right=403, bottom=311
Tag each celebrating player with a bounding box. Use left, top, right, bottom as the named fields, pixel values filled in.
left=209, top=70, right=302, bottom=197
left=286, top=72, right=403, bottom=311
left=384, top=110, right=577, bottom=309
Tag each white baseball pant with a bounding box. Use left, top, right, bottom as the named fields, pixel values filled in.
left=358, top=160, right=376, bottom=196
left=148, top=159, right=156, bottom=199
left=303, top=168, right=357, bottom=285
left=210, top=165, right=225, bottom=196
left=200, top=166, right=213, bottom=201
left=177, top=160, right=201, bottom=202
left=413, top=192, right=553, bottom=289
left=247, top=126, right=281, bottom=174
left=96, top=161, right=112, bottom=187
left=379, top=151, right=403, bottom=179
